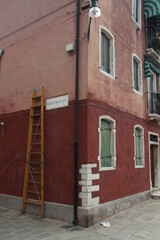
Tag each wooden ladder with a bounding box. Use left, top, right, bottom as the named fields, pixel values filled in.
left=22, top=87, right=44, bottom=218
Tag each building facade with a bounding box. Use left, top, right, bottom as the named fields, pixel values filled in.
left=0, top=0, right=160, bottom=227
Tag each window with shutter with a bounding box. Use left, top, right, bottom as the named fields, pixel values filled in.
left=101, top=32, right=110, bottom=74
left=134, top=125, right=145, bottom=168
left=132, top=54, right=142, bottom=94
left=101, top=119, right=111, bottom=167
left=100, top=26, right=115, bottom=79
left=99, top=116, right=116, bottom=171
left=132, top=0, right=141, bottom=27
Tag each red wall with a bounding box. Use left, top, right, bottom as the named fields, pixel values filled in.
left=87, top=100, right=151, bottom=204
left=0, top=100, right=88, bottom=206
left=0, top=99, right=158, bottom=206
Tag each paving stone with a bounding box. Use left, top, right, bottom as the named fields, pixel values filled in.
left=1, top=200, right=160, bottom=239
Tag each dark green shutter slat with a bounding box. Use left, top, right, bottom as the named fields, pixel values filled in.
left=101, top=119, right=111, bottom=167
left=135, top=128, right=141, bottom=165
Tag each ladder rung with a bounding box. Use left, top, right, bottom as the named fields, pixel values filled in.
left=32, top=95, right=41, bottom=99
left=33, top=124, right=41, bottom=126
left=30, top=152, right=41, bottom=155
left=30, top=171, right=41, bottom=174
left=25, top=199, right=41, bottom=205
left=32, top=104, right=41, bottom=108
left=32, top=133, right=41, bottom=136
left=28, top=180, right=41, bottom=184
left=29, top=162, right=41, bottom=165
left=31, top=114, right=41, bottom=117
left=32, top=142, right=41, bottom=145
left=27, top=190, right=41, bottom=195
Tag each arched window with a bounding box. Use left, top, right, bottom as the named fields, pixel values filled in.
left=134, top=125, right=145, bottom=167
left=132, top=54, right=142, bottom=94
left=98, top=116, right=116, bottom=170
left=100, top=26, right=115, bottom=79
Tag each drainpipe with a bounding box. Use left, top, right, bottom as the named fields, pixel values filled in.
left=73, top=0, right=80, bottom=225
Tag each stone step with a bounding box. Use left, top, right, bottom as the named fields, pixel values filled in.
left=152, top=188, right=160, bottom=199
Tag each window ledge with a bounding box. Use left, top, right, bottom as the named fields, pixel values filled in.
left=149, top=113, right=160, bottom=124
left=99, top=68, right=115, bottom=80
left=145, top=48, right=160, bottom=68
left=133, top=88, right=143, bottom=96
left=135, top=165, right=145, bottom=169
left=100, top=167, right=116, bottom=171
left=132, top=16, right=141, bottom=29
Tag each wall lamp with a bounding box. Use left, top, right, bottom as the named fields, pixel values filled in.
left=89, top=0, right=101, bottom=18
left=88, top=0, right=101, bottom=41
left=0, top=49, right=4, bottom=58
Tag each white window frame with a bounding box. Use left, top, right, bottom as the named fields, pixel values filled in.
left=132, top=0, right=141, bottom=28
left=148, top=131, right=159, bottom=189
left=134, top=125, right=145, bottom=168
left=99, top=25, right=115, bottom=80
left=132, top=54, right=143, bottom=95
left=98, top=115, right=116, bottom=171
left=148, top=71, right=156, bottom=115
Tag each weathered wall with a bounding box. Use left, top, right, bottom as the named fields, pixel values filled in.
left=87, top=100, right=152, bottom=204
left=0, top=0, right=89, bottom=114
left=88, top=0, right=147, bottom=119
left=0, top=100, right=87, bottom=205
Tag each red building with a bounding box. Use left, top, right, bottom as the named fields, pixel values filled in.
left=0, top=0, right=160, bottom=227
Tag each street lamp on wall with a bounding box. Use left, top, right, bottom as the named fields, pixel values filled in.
left=89, top=0, right=101, bottom=18
left=88, top=0, right=101, bottom=41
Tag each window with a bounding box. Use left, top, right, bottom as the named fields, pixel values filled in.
left=132, top=54, right=142, bottom=94
left=134, top=125, right=145, bottom=167
left=100, top=26, right=115, bottom=79
left=98, top=116, right=116, bottom=170
left=148, top=73, right=156, bottom=114
left=132, top=0, right=141, bottom=26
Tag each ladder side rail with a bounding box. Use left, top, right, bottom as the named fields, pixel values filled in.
left=22, top=89, right=36, bottom=213
left=41, top=87, right=44, bottom=218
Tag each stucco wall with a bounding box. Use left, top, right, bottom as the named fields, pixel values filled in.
left=88, top=0, right=147, bottom=119
left=0, top=0, right=88, bottom=114
left=0, top=100, right=87, bottom=205
left=87, top=101, right=151, bottom=204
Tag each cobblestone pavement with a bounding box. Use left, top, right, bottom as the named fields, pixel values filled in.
left=1, top=199, right=160, bottom=239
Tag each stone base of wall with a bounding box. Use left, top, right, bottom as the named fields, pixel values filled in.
left=0, top=194, right=74, bottom=223
left=0, top=191, right=151, bottom=227
left=78, top=190, right=151, bottom=227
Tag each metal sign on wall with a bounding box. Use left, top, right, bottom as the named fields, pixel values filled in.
left=46, top=94, right=69, bottom=110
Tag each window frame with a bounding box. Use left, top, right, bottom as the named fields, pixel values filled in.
left=132, top=0, right=141, bottom=28
left=132, top=54, right=143, bottom=95
left=134, top=125, right=145, bottom=168
left=148, top=71, right=156, bottom=114
left=99, top=25, right=115, bottom=80
left=98, top=115, right=116, bottom=171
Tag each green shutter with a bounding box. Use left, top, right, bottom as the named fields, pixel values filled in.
left=101, top=119, right=111, bottom=167
left=135, top=128, right=141, bottom=165
left=101, top=32, right=110, bottom=73
left=133, top=58, right=139, bottom=91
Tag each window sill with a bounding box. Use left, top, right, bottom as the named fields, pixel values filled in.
left=99, top=68, right=115, bottom=80
left=135, top=165, right=145, bottom=169
left=133, top=88, right=143, bottom=96
left=149, top=113, right=160, bottom=121
left=100, top=167, right=116, bottom=171
left=132, top=16, right=141, bottom=29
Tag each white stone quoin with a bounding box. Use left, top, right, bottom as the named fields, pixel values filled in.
left=79, top=163, right=100, bottom=208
